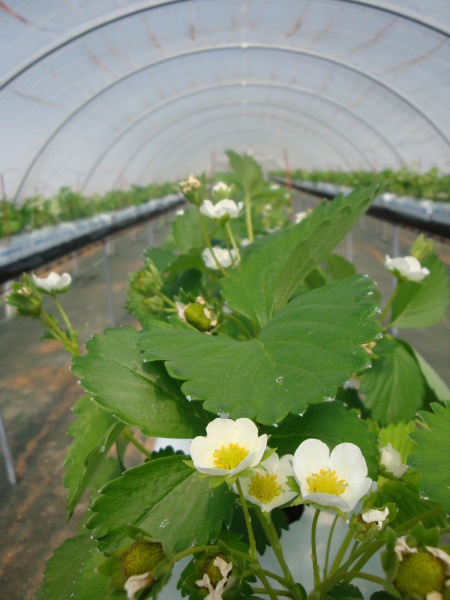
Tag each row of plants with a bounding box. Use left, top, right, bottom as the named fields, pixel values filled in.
left=4, top=151, right=450, bottom=600
left=272, top=167, right=450, bottom=203
left=0, top=182, right=178, bottom=239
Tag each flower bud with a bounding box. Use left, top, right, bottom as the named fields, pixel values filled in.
left=6, top=277, right=43, bottom=317
left=179, top=175, right=203, bottom=205
left=142, top=295, right=164, bottom=312
left=130, top=261, right=163, bottom=297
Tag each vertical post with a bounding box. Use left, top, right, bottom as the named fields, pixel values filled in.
left=0, top=408, right=17, bottom=484
left=1, top=174, right=11, bottom=243
left=102, top=238, right=115, bottom=326
left=71, top=251, right=80, bottom=277
left=345, top=230, right=353, bottom=263
left=392, top=224, right=400, bottom=257
left=2, top=281, right=14, bottom=319
left=147, top=220, right=154, bottom=248
left=390, top=225, right=400, bottom=336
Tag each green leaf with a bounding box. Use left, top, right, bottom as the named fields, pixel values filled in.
left=378, top=421, right=416, bottom=465
left=36, top=533, right=108, bottom=600
left=87, top=455, right=235, bottom=554
left=172, top=207, right=218, bottom=253
left=375, top=479, right=446, bottom=527
left=325, top=254, right=358, bottom=281
left=389, top=252, right=449, bottom=328
left=226, top=150, right=264, bottom=198
left=409, top=402, right=450, bottom=515
left=72, top=326, right=210, bottom=438
left=410, top=348, right=450, bottom=402
left=359, top=338, right=424, bottom=425
left=138, top=276, right=379, bottom=425
left=327, top=582, right=364, bottom=599
left=144, top=246, right=176, bottom=272
left=266, top=402, right=379, bottom=478
left=222, top=185, right=380, bottom=329
left=64, top=396, right=125, bottom=519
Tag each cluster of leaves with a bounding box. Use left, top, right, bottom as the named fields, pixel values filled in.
left=35, top=152, right=449, bottom=600
left=271, top=166, right=450, bottom=202
left=0, top=181, right=178, bottom=238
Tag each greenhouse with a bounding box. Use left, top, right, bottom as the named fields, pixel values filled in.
left=1, top=2, right=449, bottom=599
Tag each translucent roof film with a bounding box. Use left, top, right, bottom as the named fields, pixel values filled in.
left=1, top=0, right=450, bottom=201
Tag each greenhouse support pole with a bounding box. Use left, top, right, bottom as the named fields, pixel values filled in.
left=392, top=225, right=400, bottom=257
left=390, top=225, right=400, bottom=336
left=147, top=220, right=154, bottom=247
left=0, top=408, right=17, bottom=484
left=102, top=239, right=116, bottom=327
left=346, top=231, right=353, bottom=263
left=2, top=281, right=14, bottom=319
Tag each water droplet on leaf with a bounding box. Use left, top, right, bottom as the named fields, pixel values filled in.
left=276, top=376, right=284, bottom=385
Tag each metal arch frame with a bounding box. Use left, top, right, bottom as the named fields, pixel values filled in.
left=134, top=120, right=351, bottom=186
left=129, top=109, right=362, bottom=187
left=110, top=101, right=373, bottom=190
left=14, top=42, right=447, bottom=200
left=2, top=0, right=449, bottom=92
left=82, top=80, right=404, bottom=191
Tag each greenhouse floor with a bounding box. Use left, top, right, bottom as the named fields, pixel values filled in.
left=0, top=196, right=449, bottom=600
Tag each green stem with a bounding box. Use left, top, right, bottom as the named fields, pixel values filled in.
left=328, top=525, right=354, bottom=575
left=236, top=479, right=257, bottom=559
left=342, top=571, right=389, bottom=587
left=225, top=221, right=241, bottom=262
left=244, top=191, right=254, bottom=243
left=261, top=569, right=291, bottom=586
left=172, top=545, right=219, bottom=563
left=198, top=212, right=228, bottom=277
left=323, top=514, right=339, bottom=579
left=253, top=566, right=279, bottom=600
left=253, top=588, right=293, bottom=598
left=311, top=509, right=321, bottom=586
left=52, top=294, right=74, bottom=334
left=38, top=310, right=80, bottom=356
left=256, top=510, right=301, bottom=597
left=122, top=428, right=153, bottom=459
left=160, top=293, right=177, bottom=309
left=379, top=285, right=398, bottom=327
left=221, top=224, right=237, bottom=267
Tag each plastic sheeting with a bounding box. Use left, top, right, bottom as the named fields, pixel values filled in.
left=1, top=0, right=449, bottom=202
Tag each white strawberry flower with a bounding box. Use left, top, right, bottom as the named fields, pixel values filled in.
left=212, top=181, right=232, bottom=194
left=190, top=418, right=267, bottom=477
left=292, top=439, right=372, bottom=512
left=200, top=199, right=243, bottom=222
left=237, top=453, right=297, bottom=512
left=202, top=247, right=238, bottom=270
left=32, top=272, right=72, bottom=294
left=384, top=255, right=429, bottom=282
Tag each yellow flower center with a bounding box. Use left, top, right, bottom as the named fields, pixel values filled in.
left=248, top=472, right=282, bottom=504
left=307, top=469, right=347, bottom=496
left=213, top=443, right=249, bottom=470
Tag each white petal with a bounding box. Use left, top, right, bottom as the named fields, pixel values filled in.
left=124, top=573, right=152, bottom=600
left=329, top=443, right=368, bottom=481
left=293, top=439, right=330, bottom=484
left=340, top=477, right=372, bottom=511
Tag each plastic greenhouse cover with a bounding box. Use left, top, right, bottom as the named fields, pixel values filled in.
left=0, top=0, right=449, bottom=202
